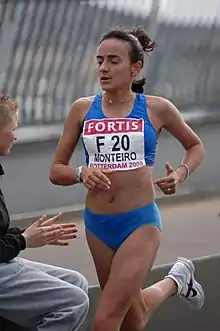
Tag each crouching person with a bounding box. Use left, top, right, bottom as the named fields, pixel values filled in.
left=0, top=94, right=89, bottom=330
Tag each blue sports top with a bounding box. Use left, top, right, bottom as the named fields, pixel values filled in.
left=81, top=93, right=157, bottom=171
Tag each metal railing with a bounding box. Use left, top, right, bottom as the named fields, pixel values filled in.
left=0, top=1, right=220, bottom=125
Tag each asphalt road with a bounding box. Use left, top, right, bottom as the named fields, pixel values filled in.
left=19, top=197, right=220, bottom=285
left=0, top=123, right=219, bottom=215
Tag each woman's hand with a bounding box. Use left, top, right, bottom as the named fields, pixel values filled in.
left=154, top=162, right=180, bottom=195
left=81, top=167, right=115, bottom=191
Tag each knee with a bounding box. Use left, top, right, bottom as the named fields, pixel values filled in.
left=94, top=314, right=148, bottom=331
left=122, top=306, right=149, bottom=331
left=93, top=306, right=127, bottom=331
left=131, top=317, right=148, bottom=331
left=93, top=312, right=110, bottom=331
left=39, top=287, right=89, bottom=330
left=123, top=316, right=148, bottom=331
left=76, top=287, right=90, bottom=311
left=66, top=271, right=89, bottom=294
left=133, top=305, right=149, bottom=331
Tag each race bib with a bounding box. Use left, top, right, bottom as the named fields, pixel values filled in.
left=82, top=118, right=145, bottom=171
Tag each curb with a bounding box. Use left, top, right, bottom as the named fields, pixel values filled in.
left=15, top=111, right=220, bottom=145
left=10, top=187, right=220, bottom=224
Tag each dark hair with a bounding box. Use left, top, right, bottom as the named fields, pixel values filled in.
left=99, top=27, right=157, bottom=94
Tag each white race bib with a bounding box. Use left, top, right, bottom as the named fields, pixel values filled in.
left=82, top=118, right=145, bottom=171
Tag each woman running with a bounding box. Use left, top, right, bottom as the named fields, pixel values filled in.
left=50, top=27, right=205, bottom=331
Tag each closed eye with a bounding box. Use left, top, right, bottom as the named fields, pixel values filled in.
left=110, top=59, right=120, bottom=64
left=96, top=55, right=121, bottom=65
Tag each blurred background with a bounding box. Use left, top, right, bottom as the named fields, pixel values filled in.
left=0, top=0, right=219, bottom=284
left=1, top=0, right=220, bottom=123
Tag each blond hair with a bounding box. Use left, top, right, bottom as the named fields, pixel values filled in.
left=0, top=94, right=18, bottom=126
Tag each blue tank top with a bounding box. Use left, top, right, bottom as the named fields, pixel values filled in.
left=81, top=93, right=157, bottom=171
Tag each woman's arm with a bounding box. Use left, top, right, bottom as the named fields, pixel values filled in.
left=160, top=98, right=205, bottom=183
left=49, top=99, right=86, bottom=186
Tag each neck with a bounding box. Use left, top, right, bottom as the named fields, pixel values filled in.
left=103, top=88, right=134, bottom=105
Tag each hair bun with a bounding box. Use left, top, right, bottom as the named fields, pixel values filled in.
left=131, top=77, right=146, bottom=94
left=130, top=27, right=157, bottom=54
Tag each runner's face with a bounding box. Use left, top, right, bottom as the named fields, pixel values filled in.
left=96, top=38, right=133, bottom=92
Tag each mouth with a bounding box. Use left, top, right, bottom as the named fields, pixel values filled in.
left=100, top=77, right=112, bottom=83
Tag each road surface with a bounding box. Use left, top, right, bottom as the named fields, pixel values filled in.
left=19, top=197, right=220, bottom=285
left=0, top=123, right=219, bottom=215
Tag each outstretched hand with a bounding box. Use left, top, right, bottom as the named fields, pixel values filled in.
left=22, top=213, right=78, bottom=248
left=40, top=213, right=78, bottom=246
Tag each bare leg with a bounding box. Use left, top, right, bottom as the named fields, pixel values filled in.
left=86, top=228, right=204, bottom=331
left=120, top=276, right=177, bottom=331
left=142, top=278, right=177, bottom=318
left=121, top=257, right=204, bottom=331
left=93, top=225, right=160, bottom=331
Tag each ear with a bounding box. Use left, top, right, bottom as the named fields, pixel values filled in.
left=131, top=61, right=142, bottom=78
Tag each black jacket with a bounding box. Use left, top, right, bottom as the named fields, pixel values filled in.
left=0, top=164, right=26, bottom=263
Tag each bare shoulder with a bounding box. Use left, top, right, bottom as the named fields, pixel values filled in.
left=146, top=95, right=182, bottom=125
left=68, top=95, right=96, bottom=123
left=72, top=95, right=95, bottom=107
left=70, top=95, right=95, bottom=112
left=146, top=95, right=175, bottom=112
left=144, top=95, right=202, bottom=148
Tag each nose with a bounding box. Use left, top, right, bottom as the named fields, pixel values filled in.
left=99, top=61, right=109, bottom=73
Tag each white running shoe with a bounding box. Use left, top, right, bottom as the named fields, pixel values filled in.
left=165, top=257, right=205, bottom=310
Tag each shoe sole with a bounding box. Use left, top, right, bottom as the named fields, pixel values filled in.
left=177, top=257, right=205, bottom=310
